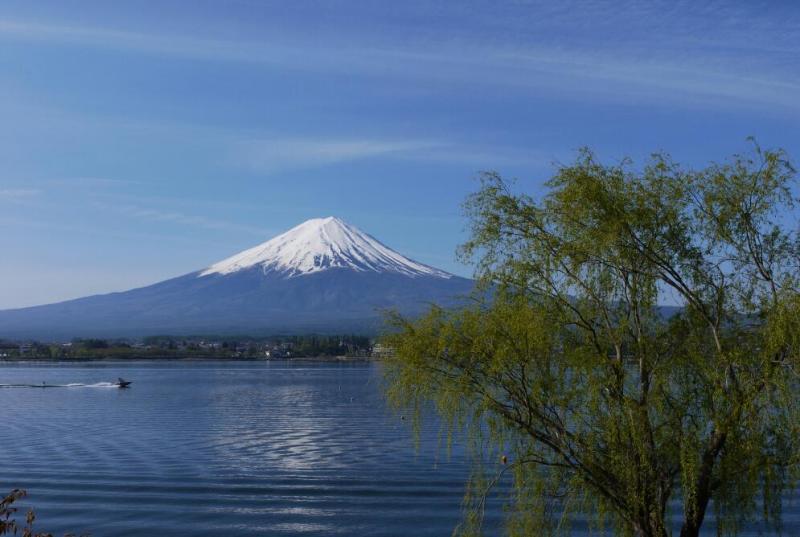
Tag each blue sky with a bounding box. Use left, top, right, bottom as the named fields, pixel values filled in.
left=1, top=1, right=799, bottom=308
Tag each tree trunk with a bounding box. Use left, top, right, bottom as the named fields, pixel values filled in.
left=680, top=523, right=699, bottom=537
left=679, top=487, right=713, bottom=537
left=634, top=521, right=670, bottom=537
left=679, top=431, right=726, bottom=537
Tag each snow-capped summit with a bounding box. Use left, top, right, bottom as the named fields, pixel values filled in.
left=200, top=216, right=452, bottom=279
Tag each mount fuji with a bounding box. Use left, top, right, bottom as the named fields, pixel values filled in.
left=0, top=217, right=474, bottom=339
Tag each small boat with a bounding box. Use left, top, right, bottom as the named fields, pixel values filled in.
left=115, top=378, right=132, bottom=388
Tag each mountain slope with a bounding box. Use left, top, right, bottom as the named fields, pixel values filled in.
left=0, top=217, right=473, bottom=339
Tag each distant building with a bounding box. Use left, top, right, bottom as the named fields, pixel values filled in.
left=371, top=344, right=394, bottom=358
left=265, top=347, right=290, bottom=359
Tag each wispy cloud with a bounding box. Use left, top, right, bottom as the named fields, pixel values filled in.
left=232, top=138, right=445, bottom=173
left=0, top=188, right=41, bottom=201
left=408, top=145, right=556, bottom=170
left=231, top=136, right=558, bottom=174
left=1, top=16, right=798, bottom=112
left=0, top=19, right=318, bottom=69
left=0, top=20, right=252, bottom=63
left=99, top=203, right=271, bottom=237
left=46, top=177, right=140, bottom=188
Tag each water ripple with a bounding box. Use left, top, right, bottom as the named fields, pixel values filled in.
left=0, top=361, right=490, bottom=537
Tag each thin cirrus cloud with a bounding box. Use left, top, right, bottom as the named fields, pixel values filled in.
left=231, top=137, right=554, bottom=174
left=45, top=177, right=140, bottom=188
left=0, top=17, right=798, bottom=112
left=231, top=138, right=446, bottom=174
left=0, top=188, right=41, bottom=201
left=105, top=203, right=272, bottom=237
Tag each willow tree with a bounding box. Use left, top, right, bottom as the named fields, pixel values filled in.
left=383, top=144, right=800, bottom=537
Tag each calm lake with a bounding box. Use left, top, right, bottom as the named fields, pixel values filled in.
left=0, top=360, right=500, bottom=536
left=1, top=360, right=795, bottom=536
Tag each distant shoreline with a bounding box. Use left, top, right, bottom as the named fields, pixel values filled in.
left=0, top=355, right=378, bottom=363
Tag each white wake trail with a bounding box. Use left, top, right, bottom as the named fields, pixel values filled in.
left=0, top=382, right=122, bottom=388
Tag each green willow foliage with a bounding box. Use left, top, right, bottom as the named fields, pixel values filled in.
left=0, top=489, right=84, bottom=537
left=383, top=144, right=800, bottom=537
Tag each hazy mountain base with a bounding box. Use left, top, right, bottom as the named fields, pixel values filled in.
left=0, top=268, right=474, bottom=340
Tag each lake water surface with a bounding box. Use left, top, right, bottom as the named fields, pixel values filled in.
left=1, top=360, right=496, bottom=536
left=1, top=360, right=795, bottom=536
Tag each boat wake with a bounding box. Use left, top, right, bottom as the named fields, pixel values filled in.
left=0, top=382, right=121, bottom=389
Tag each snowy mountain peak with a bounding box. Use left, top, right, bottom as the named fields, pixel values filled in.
left=199, top=217, right=453, bottom=279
